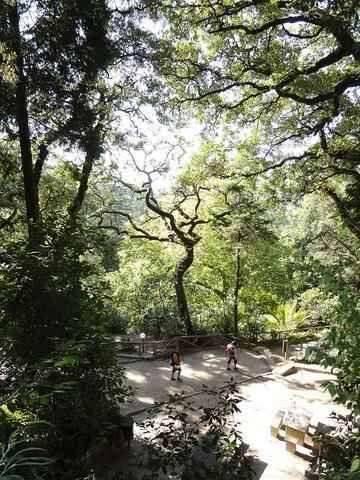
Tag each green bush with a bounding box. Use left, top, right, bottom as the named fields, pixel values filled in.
left=308, top=414, right=360, bottom=480
left=1, top=335, right=130, bottom=480
left=110, top=380, right=254, bottom=480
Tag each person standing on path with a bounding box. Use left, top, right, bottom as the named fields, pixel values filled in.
left=225, top=341, right=238, bottom=371
left=170, top=351, right=182, bottom=381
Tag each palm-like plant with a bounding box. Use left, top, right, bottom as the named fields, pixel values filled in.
left=0, top=434, right=53, bottom=480
left=263, top=301, right=310, bottom=333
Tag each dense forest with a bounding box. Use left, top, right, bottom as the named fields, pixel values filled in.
left=0, top=1, right=359, bottom=479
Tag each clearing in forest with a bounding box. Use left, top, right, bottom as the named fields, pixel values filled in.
left=122, top=346, right=341, bottom=480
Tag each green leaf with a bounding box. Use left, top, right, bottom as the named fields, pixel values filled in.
left=54, top=355, right=79, bottom=367
left=351, top=457, right=360, bottom=473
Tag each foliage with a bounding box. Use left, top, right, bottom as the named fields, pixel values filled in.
left=0, top=0, right=359, bottom=478
left=281, top=195, right=360, bottom=412
left=1, top=1, right=160, bottom=477
left=322, top=292, right=360, bottom=415
left=161, top=1, right=360, bottom=242
left=299, top=288, right=339, bottom=326
left=0, top=434, right=53, bottom=480
left=0, top=406, right=35, bottom=445
left=262, top=301, right=310, bottom=333
left=112, top=380, right=254, bottom=480
left=109, top=239, right=178, bottom=336
left=1, top=335, right=131, bottom=479
left=188, top=224, right=291, bottom=335
left=307, top=413, right=360, bottom=480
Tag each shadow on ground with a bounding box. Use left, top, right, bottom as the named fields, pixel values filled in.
left=119, top=346, right=340, bottom=480
left=122, top=347, right=271, bottom=414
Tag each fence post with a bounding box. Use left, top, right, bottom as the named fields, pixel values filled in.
left=140, top=332, right=146, bottom=355
left=282, top=338, right=289, bottom=360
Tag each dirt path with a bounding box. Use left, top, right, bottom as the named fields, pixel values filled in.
left=122, top=347, right=340, bottom=480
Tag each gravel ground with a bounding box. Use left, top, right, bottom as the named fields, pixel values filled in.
left=121, top=346, right=341, bottom=480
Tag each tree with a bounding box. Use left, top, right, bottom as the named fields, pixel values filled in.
left=0, top=2, right=165, bottom=477
left=109, top=239, right=177, bottom=336
left=142, top=140, right=289, bottom=336
left=100, top=171, right=212, bottom=335
left=160, top=0, right=360, bottom=239
left=277, top=191, right=360, bottom=411
left=262, top=301, right=309, bottom=333
left=190, top=141, right=289, bottom=336
left=0, top=0, right=159, bottom=357
left=97, top=139, right=248, bottom=334
left=189, top=222, right=292, bottom=336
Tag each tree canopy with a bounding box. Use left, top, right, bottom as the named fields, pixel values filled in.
left=0, top=1, right=359, bottom=479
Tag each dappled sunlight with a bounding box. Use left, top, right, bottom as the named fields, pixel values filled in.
left=121, top=346, right=342, bottom=480
left=202, top=355, right=224, bottom=363
left=182, top=365, right=213, bottom=381
left=125, top=370, right=147, bottom=384
left=203, top=352, right=217, bottom=359
left=136, top=396, right=155, bottom=405
left=156, top=366, right=170, bottom=372
left=167, top=385, right=193, bottom=395
left=123, top=347, right=273, bottom=413
left=202, top=359, right=224, bottom=368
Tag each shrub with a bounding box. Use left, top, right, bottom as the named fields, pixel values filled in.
left=0, top=433, right=53, bottom=480
left=109, top=380, right=254, bottom=480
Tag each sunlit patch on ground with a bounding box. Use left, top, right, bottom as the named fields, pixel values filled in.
left=182, top=365, right=213, bottom=381
left=121, top=346, right=342, bottom=480
left=136, top=396, right=155, bottom=405
left=125, top=370, right=147, bottom=384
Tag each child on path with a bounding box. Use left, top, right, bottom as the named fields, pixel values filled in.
left=225, top=340, right=238, bottom=371
left=170, top=351, right=182, bottom=381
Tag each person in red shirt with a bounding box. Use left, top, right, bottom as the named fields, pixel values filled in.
left=225, top=341, right=238, bottom=371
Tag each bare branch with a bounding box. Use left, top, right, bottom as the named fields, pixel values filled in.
left=117, top=177, right=147, bottom=195
left=276, top=74, right=360, bottom=106
left=96, top=209, right=173, bottom=243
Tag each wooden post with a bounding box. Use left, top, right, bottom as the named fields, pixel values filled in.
left=282, top=338, right=289, bottom=360
left=140, top=333, right=146, bottom=355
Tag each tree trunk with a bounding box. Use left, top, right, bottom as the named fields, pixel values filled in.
left=233, top=247, right=241, bottom=336
left=174, top=246, right=194, bottom=335
left=325, top=187, right=360, bottom=241
left=68, top=140, right=98, bottom=227
left=10, top=3, right=41, bottom=245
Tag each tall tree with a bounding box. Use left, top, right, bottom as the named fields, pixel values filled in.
left=99, top=175, right=209, bottom=335
left=96, top=143, right=238, bottom=334
left=0, top=0, right=159, bottom=355
left=109, top=239, right=177, bottom=335
left=160, top=0, right=360, bottom=238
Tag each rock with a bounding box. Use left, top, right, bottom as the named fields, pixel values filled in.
left=285, top=408, right=312, bottom=434
left=275, top=362, right=298, bottom=377
left=317, top=418, right=338, bottom=434
left=305, top=467, right=319, bottom=480
left=271, top=409, right=286, bottom=437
